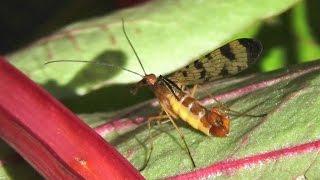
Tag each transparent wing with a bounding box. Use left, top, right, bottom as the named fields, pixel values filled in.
left=167, top=38, right=263, bottom=86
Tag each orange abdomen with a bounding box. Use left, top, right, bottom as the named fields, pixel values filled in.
left=167, top=93, right=230, bottom=137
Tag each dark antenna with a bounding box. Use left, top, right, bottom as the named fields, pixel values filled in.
left=44, top=60, right=144, bottom=77
left=121, top=18, right=147, bottom=75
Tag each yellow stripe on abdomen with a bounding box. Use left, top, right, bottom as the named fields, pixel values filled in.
left=168, top=94, right=210, bottom=136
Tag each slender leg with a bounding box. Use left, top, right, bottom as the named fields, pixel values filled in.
left=148, top=111, right=170, bottom=125
left=225, top=107, right=266, bottom=118
left=139, top=117, right=154, bottom=171
left=213, top=95, right=266, bottom=118
left=203, top=88, right=266, bottom=118
left=140, top=109, right=198, bottom=170
left=148, top=114, right=169, bottom=121
left=181, top=85, right=186, bottom=91
left=139, top=111, right=171, bottom=171
left=181, top=84, right=198, bottom=97
left=190, top=84, right=198, bottom=98
left=164, top=111, right=196, bottom=168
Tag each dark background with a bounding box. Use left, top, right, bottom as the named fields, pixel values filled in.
left=0, top=0, right=148, bottom=54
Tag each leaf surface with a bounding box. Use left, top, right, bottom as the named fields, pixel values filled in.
left=8, top=0, right=299, bottom=97
left=93, top=60, right=320, bottom=179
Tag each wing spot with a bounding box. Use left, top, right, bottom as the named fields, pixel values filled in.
left=205, top=53, right=211, bottom=59
left=220, top=66, right=229, bottom=76
left=200, top=70, right=206, bottom=79
left=182, top=71, right=188, bottom=77
left=220, top=44, right=236, bottom=60
left=238, top=39, right=263, bottom=62
left=194, top=60, right=204, bottom=69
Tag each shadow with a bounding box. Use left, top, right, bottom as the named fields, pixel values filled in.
left=0, top=140, right=41, bottom=179
left=43, top=49, right=154, bottom=114
left=61, top=83, right=153, bottom=113
left=109, top=120, right=150, bottom=146
left=306, top=0, right=320, bottom=44
left=67, top=50, right=127, bottom=88
left=58, top=50, right=154, bottom=113
left=255, top=8, right=298, bottom=70
left=255, top=0, right=320, bottom=70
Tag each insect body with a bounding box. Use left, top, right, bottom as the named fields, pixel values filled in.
left=132, top=38, right=262, bottom=137
left=126, top=29, right=262, bottom=169
left=134, top=74, right=229, bottom=137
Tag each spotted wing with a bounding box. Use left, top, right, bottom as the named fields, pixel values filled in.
left=167, top=38, right=262, bottom=86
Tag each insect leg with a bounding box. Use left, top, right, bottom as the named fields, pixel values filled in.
left=146, top=110, right=170, bottom=125
left=190, top=84, right=198, bottom=97
left=139, top=116, right=156, bottom=171
left=163, top=111, right=196, bottom=168
left=204, top=88, right=266, bottom=118
left=224, top=108, right=267, bottom=118
left=149, top=114, right=172, bottom=125
left=140, top=111, right=172, bottom=171
left=147, top=114, right=169, bottom=121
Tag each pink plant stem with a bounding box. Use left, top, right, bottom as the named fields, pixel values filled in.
left=0, top=58, right=144, bottom=179
left=168, top=139, right=320, bottom=179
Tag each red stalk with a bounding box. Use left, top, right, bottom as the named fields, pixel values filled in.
left=0, top=57, right=144, bottom=179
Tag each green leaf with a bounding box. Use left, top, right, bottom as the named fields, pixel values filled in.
left=259, top=0, right=320, bottom=71
left=8, top=0, right=299, bottom=98
left=292, top=1, right=320, bottom=62
left=94, top=60, right=320, bottom=179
